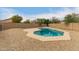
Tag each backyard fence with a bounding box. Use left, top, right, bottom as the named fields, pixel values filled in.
left=0, top=24, right=2, bottom=31
left=2, top=23, right=46, bottom=30
left=49, top=23, right=79, bottom=31
left=1, top=23, right=79, bottom=31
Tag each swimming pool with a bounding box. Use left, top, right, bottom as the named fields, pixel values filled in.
left=24, top=27, right=70, bottom=41
left=34, top=27, right=64, bottom=37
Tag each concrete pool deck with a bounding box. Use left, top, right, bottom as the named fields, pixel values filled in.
left=24, top=27, right=71, bottom=41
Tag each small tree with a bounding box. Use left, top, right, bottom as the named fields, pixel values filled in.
left=51, top=17, right=61, bottom=23
left=44, top=19, right=50, bottom=26
left=36, top=18, right=45, bottom=26
left=36, top=18, right=51, bottom=26
left=64, top=13, right=79, bottom=26
left=11, top=15, right=22, bottom=23
left=23, top=20, right=30, bottom=23
left=64, top=14, right=72, bottom=25
left=64, top=13, right=79, bottom=30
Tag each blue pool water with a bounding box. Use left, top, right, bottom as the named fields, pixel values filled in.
left=34, top=27, right=64, bottom=37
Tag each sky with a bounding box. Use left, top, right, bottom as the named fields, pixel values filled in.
left=0, top=7, right=79, bottom=21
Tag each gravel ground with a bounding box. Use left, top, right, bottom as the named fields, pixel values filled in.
left=0, top=28, right=79, bottom=51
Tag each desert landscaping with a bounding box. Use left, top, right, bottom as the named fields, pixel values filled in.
left=0, top=22, right=79, bottom=51
left=0, top=8, right=79, bottom=51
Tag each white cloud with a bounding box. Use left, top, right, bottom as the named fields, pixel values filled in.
left=23, top=8, right=74, bottom=21
left=0, top=8, right=17, bottom=20
left=0, top=8, right=29, bottom=21
left=0, top=7, right=79, bottom=21
left=26, top=7, right=79, bottom=20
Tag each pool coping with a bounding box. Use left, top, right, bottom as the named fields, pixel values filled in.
left=24, top=27, right=71, bottom=41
